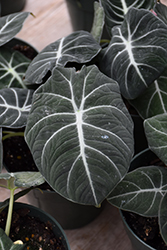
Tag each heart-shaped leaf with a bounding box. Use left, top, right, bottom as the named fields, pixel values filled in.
left=0, top=88, right=34, bottom=128
left=25, top=65, right=134, bottom=205
left=130, top=68, right=167, bottom=119
left=159, top=193, right=167, bottom=245
left=0, top=228, right=26, bottom=250
left=144, top=113, right=167, bottom=165
left=0, top=12, right=30, bottom=47
left=108, top=166, right=167, bottom=216
left=0, top=47, right=30, bottom=89
left=100, top=0, right=154, bottom=37
left=24, top=30, right=101, bottom=85
left=100, top=7, right=167, bottom=99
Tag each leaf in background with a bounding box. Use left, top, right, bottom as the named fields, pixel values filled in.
left=144, top=113, right=167, bottom=165
left=91, top=2, right=105, bottom=43
left=0, top=47, right=30, bottom=89
left=130, top=68, right=167, bottom=119
left=24, top=30, right=101, bottom=85
left=0, top=228, right=26, bottom=250
left=99, top=7, right=167, bottom=99
left=0, top=12, right=30, bottom=46
left=108, top=166, right=167, bottom=216
left=0, top=171, right=44, bottom=189
left=100, top=0, right=154, bottom=37
left=153, top=1, right=167, bottom=25
left=25, top=65, right=134, bottom=206
left=159, top=193, right=167, bottom=245
left=0, top=88, right=33, bottom=128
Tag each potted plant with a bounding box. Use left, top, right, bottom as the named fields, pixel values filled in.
left=0, top=171, right=70, bottom=249
left=104, top=2, right=167, bottom=249
left=22, top=0, right=165, bottom=206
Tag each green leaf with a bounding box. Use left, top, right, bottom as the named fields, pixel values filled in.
left=130, top=67, right=167, bottom=119
left=0, top=228, right=26, bottom=250
left=153, top=1, right=167, bottom=25
left=0, top=12, right=30, bottom=46
left=24, top=30, right=101, bottom=85
left=159, top=193, right=167, bottom=245
left=0, top=47, right=30, bottom=89
left=0, top=172, right=45, bottom=188
left=108, top=166, right=167, bottom=216
left=0, top=88, right=34, bottom=128
left=91, top=2, right=105, bottom=43
left=144, top=113, right=167, bottom=165
left=100, top=7, right=167, bottom=99
left=25, top=65, right=134, bottom=206
left=100, top=0, right=154, bottom=37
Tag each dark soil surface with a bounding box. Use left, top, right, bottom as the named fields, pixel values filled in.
left=0, top=207, right=66, bottom=250
left=122, top=211, right=167, bottom=250
left=3, top=129, right=37, bottom=172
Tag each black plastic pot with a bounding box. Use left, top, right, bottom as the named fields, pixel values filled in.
left=27, top=189, right=105, bottom=230
left=2, top=202, right=70, bottom=250
left=65, top=0, right=110, bottom=39
left=0, top=0, right=26, bottom=16
left=120, top=210, right=155, bottom=250
left=120, top=149, right=159, bottom=250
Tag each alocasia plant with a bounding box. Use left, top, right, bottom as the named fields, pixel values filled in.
left=23, top=0, right=167, bottom=247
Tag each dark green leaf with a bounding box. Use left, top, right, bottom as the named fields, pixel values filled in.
left=100, top=0, right=154, bottom=37
left=25, top=65, right=134, bottom=205
left=130, top=67, right=167, bottom=119
left=100, top=7, right=167, bottom=99
left=0, top=12, right=30, bottom=46
left=0, top=47, right=30, bottom=89
left=24, top=31, right=101, bottom=85
left=144, top=113, right=167, bottom=165
left=108, top=166, right=167, bottom=216
left=0, top=88, right=34, bottom=128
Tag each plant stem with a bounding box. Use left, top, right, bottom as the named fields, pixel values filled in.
left=5, top=177, right=16, bottom=237
left=2, top=131, right=24, bottom=141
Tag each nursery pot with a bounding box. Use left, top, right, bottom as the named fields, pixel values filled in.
left=0, top=0, right=26, bottom=16
left=65, top=0, right=110, bottom=39
left=120, top=210, right=155, bottom=250
left=27, top=188, right=105, bottom=230
left=120, top=149, right=163, bottom=250
left=0, top=202, right=70, bottom=250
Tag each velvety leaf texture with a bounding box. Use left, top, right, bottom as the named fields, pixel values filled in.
left=0, top=47, right=30, bottom=89
left=0, top=12, right=30, bottom=46
left=24, top=30, right=101, bottom=85
left=144, top=113, right=167, bottom=166
left=108, top=166, right=167, bottom=216
left=100, top=0, right=154, bottom=37
left=0, top=88, right=34, bottom=128
left=100, top=7, right=167, bottom=99
left=130, top=68, right=167, bottom=119
left=25, top=65, right=134, bottom=206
